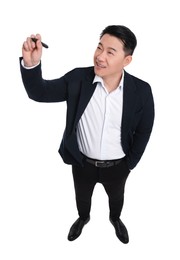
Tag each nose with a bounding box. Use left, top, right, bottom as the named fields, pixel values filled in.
left=97, top=50, right=106, bottom=61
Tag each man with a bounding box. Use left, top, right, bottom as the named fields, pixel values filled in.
left=20, top=25, right=154, bottom=244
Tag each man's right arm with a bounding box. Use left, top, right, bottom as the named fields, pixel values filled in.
left=20, top=57, right=68, bottom=103
left=20, top=34, right=68, bottom=102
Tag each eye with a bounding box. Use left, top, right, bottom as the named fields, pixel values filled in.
left=108, top=51, right=114, bottom=55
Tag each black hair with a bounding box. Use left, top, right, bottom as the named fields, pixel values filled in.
left=100, top=25, right=137, bottom=55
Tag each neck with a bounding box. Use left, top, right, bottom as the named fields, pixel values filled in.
left=103, top=72, right=123, bottom=93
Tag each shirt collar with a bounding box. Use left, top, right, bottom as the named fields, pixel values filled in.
left=93, top=70, right=124, bottom=90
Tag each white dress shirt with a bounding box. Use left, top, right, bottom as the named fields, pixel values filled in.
left=22, top=60, right=125, bottom=160
left=77, top=73, right=125, bottom=160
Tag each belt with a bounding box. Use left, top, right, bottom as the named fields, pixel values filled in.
left=85, top=157, right=123, bottom=168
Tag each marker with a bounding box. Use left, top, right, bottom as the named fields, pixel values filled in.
left=31, top=38, right=49, bottom=48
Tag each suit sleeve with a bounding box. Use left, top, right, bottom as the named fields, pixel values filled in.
left=127, top=88, right=155, bottom=170
left=19, top=57, right=68, bottom=102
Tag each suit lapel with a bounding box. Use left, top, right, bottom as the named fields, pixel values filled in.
left=121, top=71, right=137, bottom=133
left=74, top=68, right=97, bottom=127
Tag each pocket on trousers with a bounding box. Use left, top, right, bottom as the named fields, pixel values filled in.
left=123, top=157, right=131, bottom=174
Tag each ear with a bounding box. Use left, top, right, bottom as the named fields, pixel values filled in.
left=123, top=55, right=132, bottom=67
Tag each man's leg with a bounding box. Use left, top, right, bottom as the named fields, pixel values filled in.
left=72, top=163, right=97, bottom=220
left=68, top=162, right=98, bottom=241
left=101, top=158, right=130, bottom=243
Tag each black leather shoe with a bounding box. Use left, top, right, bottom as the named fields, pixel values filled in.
left=68, top=217, right=90, bottom=241
left=110, top=218, right=129, bottom=244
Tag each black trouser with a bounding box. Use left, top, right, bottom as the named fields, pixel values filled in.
left=72, top=157, right=130, bottom=221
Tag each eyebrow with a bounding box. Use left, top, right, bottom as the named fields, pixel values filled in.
left=98, top=42, right=117, bottom=52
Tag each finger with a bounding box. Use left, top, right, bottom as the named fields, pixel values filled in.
left=30, top=34, right=36, bottom=39
left=27, top=37, right=36, bottom=50
left=30, top=33, right=41, bottom=40
left=35, top=34, right=42, bottom=41
left=30, top=34, right=42, bottom=44
left=25, top=37, right=32, bottom=50
left=22, top=41, right=31, bottom=52
left=30, top=35, right=42, bottom=49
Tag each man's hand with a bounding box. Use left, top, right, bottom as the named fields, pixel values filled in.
left=22, top=34, right=42, bottom=67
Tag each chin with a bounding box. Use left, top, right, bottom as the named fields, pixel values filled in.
left=94, top=67, right=104, bottom=77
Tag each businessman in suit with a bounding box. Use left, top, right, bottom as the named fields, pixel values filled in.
left=20, top=25, right=154, bottom=244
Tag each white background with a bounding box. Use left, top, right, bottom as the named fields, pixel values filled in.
left=0, top=0, right=180, bottom=259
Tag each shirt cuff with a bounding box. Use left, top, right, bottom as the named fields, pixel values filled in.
left=21, top=59, right=40, bottom=69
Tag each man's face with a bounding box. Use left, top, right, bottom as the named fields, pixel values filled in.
left=93, top=34, right=132, bottom=79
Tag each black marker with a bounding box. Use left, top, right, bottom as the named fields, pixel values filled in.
left=31, top=38, right=49, bottom=48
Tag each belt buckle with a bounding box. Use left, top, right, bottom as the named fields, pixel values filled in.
left=95, top=161, right=105, bottom=167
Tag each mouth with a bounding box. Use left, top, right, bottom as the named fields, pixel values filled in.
left=95, top=61, right=106, bottom=69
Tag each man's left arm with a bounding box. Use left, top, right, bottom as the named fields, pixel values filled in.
left=127, top=88, right=155, bottom=170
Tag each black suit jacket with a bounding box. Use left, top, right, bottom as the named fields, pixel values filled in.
left=20, top=58, right=154, bottom=169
